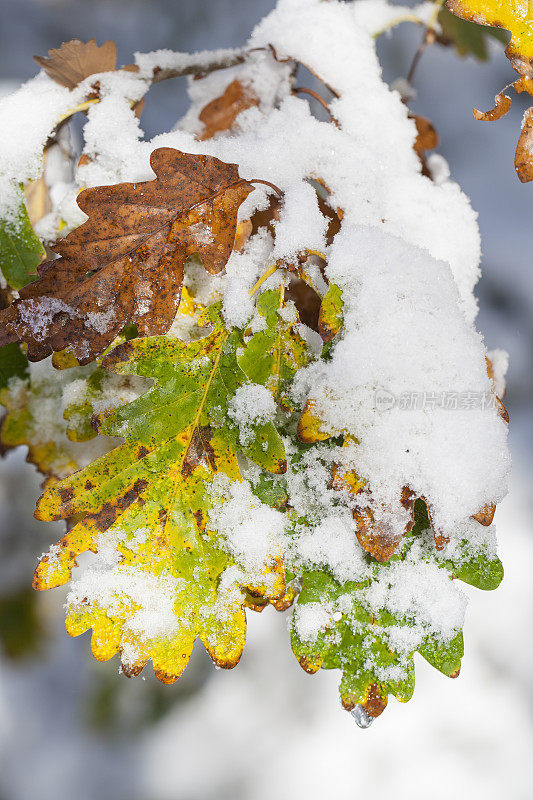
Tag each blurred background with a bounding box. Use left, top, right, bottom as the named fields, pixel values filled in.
left=0, top=0, right=532, bottom=798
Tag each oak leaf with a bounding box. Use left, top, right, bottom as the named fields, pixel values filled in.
left=446, top=0, right=533, bottom=78
left=0, top=148, right=254, bottom=364
left=0, top=189, right=44, bottom=291
left=290, top=498, right=502, bottom=723
left=199, top=79, right=259, bottom=140
left=410, top=114, right=439, bottom=177
left=437, top=6, right=509, bottom=61
left=515, top=107, right=533, bottom=181
left=34, top=39, right=122, bottom=89
left=472, top=91, right=512, bottom=121
left=32, top=307, right=287, bottom=681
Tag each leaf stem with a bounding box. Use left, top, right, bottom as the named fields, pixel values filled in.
left=249, top=179, right=284, bottom=197
left=57, top=99, right=99, bottom=123
left=291, top=87, right=340, bottom=126
left=406, top=0, right=444, bottom=85
left=249, top=264, right=279, bottom=297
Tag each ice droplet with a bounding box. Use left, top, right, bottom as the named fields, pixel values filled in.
left=351, top=704, right=374, bottom=729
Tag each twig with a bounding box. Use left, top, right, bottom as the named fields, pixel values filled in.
left=292, top=87, right=340, bottom=126
left=249, top=179, right=284, bottom=197
left=406, top=0, right=443, bottom=85
left=372, top=14, right=426, bottom=38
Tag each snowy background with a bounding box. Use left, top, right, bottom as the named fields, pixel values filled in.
left=0, top=0, right=532, bottom=798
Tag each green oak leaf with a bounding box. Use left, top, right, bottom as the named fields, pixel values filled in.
left=32, top=304, right=289, bottom=681
left=0, top=191, right=44, bottom=290
left=237, top=286, right=312, bottom=406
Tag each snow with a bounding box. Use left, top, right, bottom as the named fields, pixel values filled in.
left=227, top=383, right=276, bottom=445
left=0, top=75, right=74, bottom=219
left=292, top=601, right=333, bottom=642
left=487, top=347, right=509, bottom=398
left=209, top=479, right=286, bottom=583
left=133, top=47, right=244, bottom=80
left=68, top=559, right=183, bottom=646
left=272, top=181, right=328, bottom=260
left=361, top=540, right=467, bottom=643
left=292, top=227, right=510, bottom=535
left=289, top=509, right=368, bottom=584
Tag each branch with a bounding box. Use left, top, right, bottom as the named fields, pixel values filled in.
left=132, top=48, right=248, bottom=84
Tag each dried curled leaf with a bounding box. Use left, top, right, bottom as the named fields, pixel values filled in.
left=33, top=307, right=288, bottom=680
left=0, top=148, right=254, bottom=363
left=34, top=39, right=120, bottom=89
left=473, top=92, right=512, bottom=120
left=515, top=107, right=533, bottom=181
left=199, top=79, right=259, bottom=140
left=472, top=502, right=496, bottom=525
left=411, top=114, right=440, bottom=177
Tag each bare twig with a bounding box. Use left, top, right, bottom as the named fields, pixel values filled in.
left=292, top=86, right=340, bottom=126
left=406, top=0, right=443, bottom=85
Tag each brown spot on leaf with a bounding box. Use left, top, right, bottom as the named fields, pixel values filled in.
left=121, top=659, right=146, bottom=678
left=361, top=683, right=388, bottom=718
left=298, top=655, right=321, bottom=674
left=86, top=478, right=148, bottom=531
left=193, top=509, right=204, bottom=530
left=58, top=486, right=74, bottom=504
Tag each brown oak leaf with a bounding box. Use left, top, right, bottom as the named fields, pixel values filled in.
left=515, top=107, right=533, bottom=182
left=199, top=79, right=259, bottom=140
left=411, top=114, right=439, bottom=178
left=0, top=148, right=254, bottom=363
left=351, top=487, right=418, bottom=563
left=473, top=92, right=512, bottom=121
left=34, top=39, right=122, bottom=89
left=472, top=503, right=496, bottom=525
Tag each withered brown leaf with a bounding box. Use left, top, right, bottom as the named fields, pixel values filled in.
left=472, top=503, right=496, bottom=525
left=199, top=79, right=259, bottom=140
left=0, top=148, right=254, bottom=363
left=34, top=39, right=120, bottom=89
left=473, top=92, right=512, bottom=121
left=411, top=114, right=439, bottom=178
left=515, top=107, right=533, bottom=182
